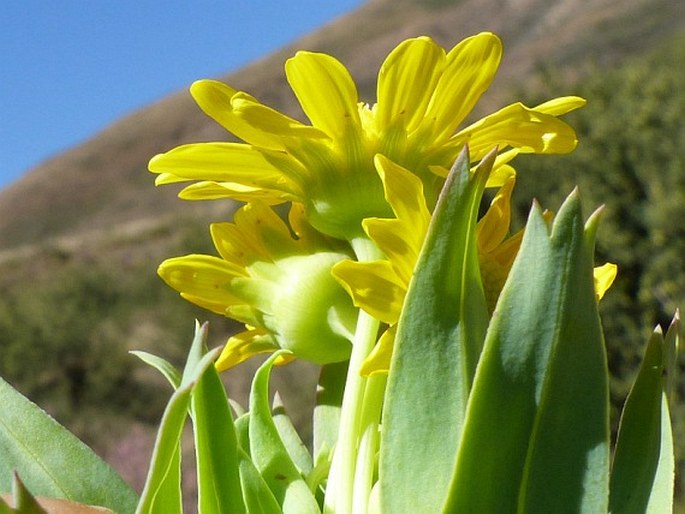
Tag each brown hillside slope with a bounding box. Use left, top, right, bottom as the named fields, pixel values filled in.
left=0, top=0, right=682, bottom=254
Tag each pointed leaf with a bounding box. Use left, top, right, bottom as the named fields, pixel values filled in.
left=136, top=324, right=221, bottom=514
left=379, top=147, right=492, bottom=513
left=237, top=449, right=282, bottom=514
left=130, top=351, right=181, bottom=390
left=272, top=393, right=313, bottom=476
left=248, top=352, right=320, bottom=513
left=609, top=313, right=679, bottom=514
left=446, top=191, right=610, bottom=512
left=191, top=352, right=244, bottom=514
left=0, top=377, right=138, bottom=513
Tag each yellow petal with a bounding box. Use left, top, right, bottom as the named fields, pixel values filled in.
left=176, top=181, right=290, bottom=203
left=148, top=142, right=301, bottom=196
left=376, top=37, right=445, bottom=133
left=452, top=102, right=580, bottom=160
left=157, top=254, right=247, bottom=317
left=424, top=32, right=503, bottom=143
left=215, top=327, right=279, bottom=371
left=332, top=259, right=405, bottom=324
left=211, top=202, right=299, bottom=265
left=534, top=96, right=587, bottom=116
left=285, top=51, right=360, bottom=138
left=190, top=80, right=283, bottom=149
left=477, top=176, right=516, bottom=254
left=367, top=155, right=430, bottom=281
left=594, top=262, right=618, bottom=301
left=230, top=92, right=329, bottom=141
left=360, top=324, right=397, bottom=376
left=374, top=155, right=430, bottom=228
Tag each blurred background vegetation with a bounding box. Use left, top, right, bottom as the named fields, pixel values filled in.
left=0, top=0, right=683, bottom=507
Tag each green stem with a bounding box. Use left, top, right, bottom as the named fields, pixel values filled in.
left=324, top=237, right=384, bottom=514
left=353, top=374, right=387, bottom=514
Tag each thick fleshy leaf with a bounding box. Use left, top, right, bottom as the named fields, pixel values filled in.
left=0, top=378, right=138, bottom=513
left=130, top=351, right=181, bottom=390
left=136, top=324, right=222, bottom=514
left=424, top=32, right=502, bottom=143
left=248, top=352, right=320, bottom=513
left=191, top=346, right=244, bottom=514
left=609, top=314, right=679, bottom=514
left=285, top=51, right=360, bottom=138
left=272, top=394, right=313, bottom=476
left=446, top=191, right=610, bottom=512
left=237, top=448, right=281, bottom=514
left=379, top=147, right=491, bottom=513
left=376, top=37, right=445, bottom=132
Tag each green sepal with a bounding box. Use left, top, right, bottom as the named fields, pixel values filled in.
left=0, top=374, right=138, bottom=513
left=445, top=190, right=610, bottom=512
left=379, top=146, right=492, bottom=513
left=609, top=312, right=680, bottom=513
left=248, top=351, right=320, bottom=513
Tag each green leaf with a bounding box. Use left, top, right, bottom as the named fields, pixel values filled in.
left=136, top=323, right=221, bottom=514
left=130, top=351, right=181, bottom=390
left=272, top=393, right=313, bottom=476
left=609, top=313, right=679, bottom=514
left=248, top=352, right=320, bottom=514
left=446, top=191, right=610, bottom=513
left=6, top=474, right=46, bottom=514
left=0, top=376, right=138, bottom=513
left=379, top=147, right=492, bottom=513
left=237, top=448, right=281, bottom=514
left=190, top=349, right=244, bottom=514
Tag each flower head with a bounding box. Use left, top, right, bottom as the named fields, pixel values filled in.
left=158, top=202, right=357, bottom=370
left=150, top=33, right=584, bottom=241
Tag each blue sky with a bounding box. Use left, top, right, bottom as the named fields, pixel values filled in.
left=0, top=1, right=364, bottom=190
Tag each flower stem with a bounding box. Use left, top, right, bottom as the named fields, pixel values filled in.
left=324, top=237, right=384, bottom=514
left=353, top=373, right=386, bottom=514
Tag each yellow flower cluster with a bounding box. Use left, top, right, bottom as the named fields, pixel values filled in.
left=151, top=32, right=605, bottom=368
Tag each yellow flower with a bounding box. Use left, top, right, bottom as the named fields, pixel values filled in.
left=333, top=156, right=617, bottom=376
left=157, top=202, right=357, bottom=370
left=150, top=33, right=584, bottom=241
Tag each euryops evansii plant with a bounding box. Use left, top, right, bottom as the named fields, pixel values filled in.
left=0, top=32, right=679, bottom=514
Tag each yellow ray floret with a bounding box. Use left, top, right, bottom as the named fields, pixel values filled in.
left=150, top=33, right=585, bottom=241
left=158, top=202, right=358, bottom=370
